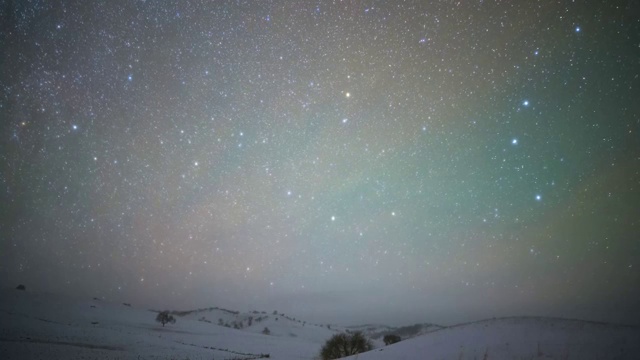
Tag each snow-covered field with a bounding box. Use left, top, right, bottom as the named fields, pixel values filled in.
left=0, top=289, right=335, bottom=359
left=347, top=317, right=640, bottom=360
left=1, top=289, right=639, bottom=359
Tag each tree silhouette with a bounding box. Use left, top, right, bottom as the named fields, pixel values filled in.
left=383, top=334, right=401, bottom=345
left=319, top=331, right=373, bottom=360
left=155, top=311, right=176, bottom=327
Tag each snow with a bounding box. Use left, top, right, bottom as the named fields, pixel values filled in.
left=345, top=317, right=640, bottom=360
left=0, top=289, right=334, bottom=359
left=2, top=289, right=639, bottom=359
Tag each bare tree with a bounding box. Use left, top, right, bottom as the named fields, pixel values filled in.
left=320, top=331, right=373, bottom=360
left=383, top=334, right=401, bottom=345
left=155, top=311, right=176, bottom=327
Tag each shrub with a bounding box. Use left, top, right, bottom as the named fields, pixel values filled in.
left=15, top=284, right=26, bottom=291
left=383, top=334, right=401, bottom=345
left=155, top=311, right=176, bottom=327
left=262, top=327, right=271, bottom=335
left=319, top=331, right=373, bottom=360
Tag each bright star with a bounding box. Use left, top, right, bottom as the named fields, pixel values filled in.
left=575, top=26, right=581, bottom=33
left=345, top=92, right=351, bottom=98
left=512, top=138, right=518, bottom=145
left=522, top=100, right=529, bottom=106
left=72, top=124, right=78, bottom=130
left=535, top=194, right=542, bottom=201
left=331, top=216, right=335, bottom=221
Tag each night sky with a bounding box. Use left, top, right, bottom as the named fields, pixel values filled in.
left=1, top=1, right=639, bottom=326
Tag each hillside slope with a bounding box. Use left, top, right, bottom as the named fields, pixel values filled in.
left=4, top=289, right=639, bottom=360
left=345, top=316, right=640, bottom=360
left=0, top=289, right=333, bottom=360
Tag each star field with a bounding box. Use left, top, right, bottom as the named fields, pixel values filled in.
left=1, top=1, right=639, bottom=325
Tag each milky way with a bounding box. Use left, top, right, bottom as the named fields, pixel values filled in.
left=1, top=1, right=639, bottom=325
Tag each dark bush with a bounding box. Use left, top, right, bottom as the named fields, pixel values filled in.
left=383, top=334, right=401, bottom=345
left=262, top=327, right=271, bottom=335
left=320, top=331, right=373, bottom=360
left=155, top=311, right=176, bottom=327
left=16, top=284, right=26, bottom=291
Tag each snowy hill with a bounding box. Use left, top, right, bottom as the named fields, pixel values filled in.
left=0, top=289, right=334, bottom=359
left=2, top=289, right=639, bottom=360
left=346, top=317, right=640, bottom=360
left=171, top=306, right=342, bottom=344
left=347, top=322, right=444, bottom=341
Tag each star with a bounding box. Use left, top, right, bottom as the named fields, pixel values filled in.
left=512, top=138, right=518, bottom=145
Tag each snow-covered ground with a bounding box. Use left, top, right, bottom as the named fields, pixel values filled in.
left=347, top=322, right=443, bottom=342
left=346, top=317, right=640, bottom=360
left=1, top=289, right=639, bottom=359
left=0, top=289, right=335, bottom=359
